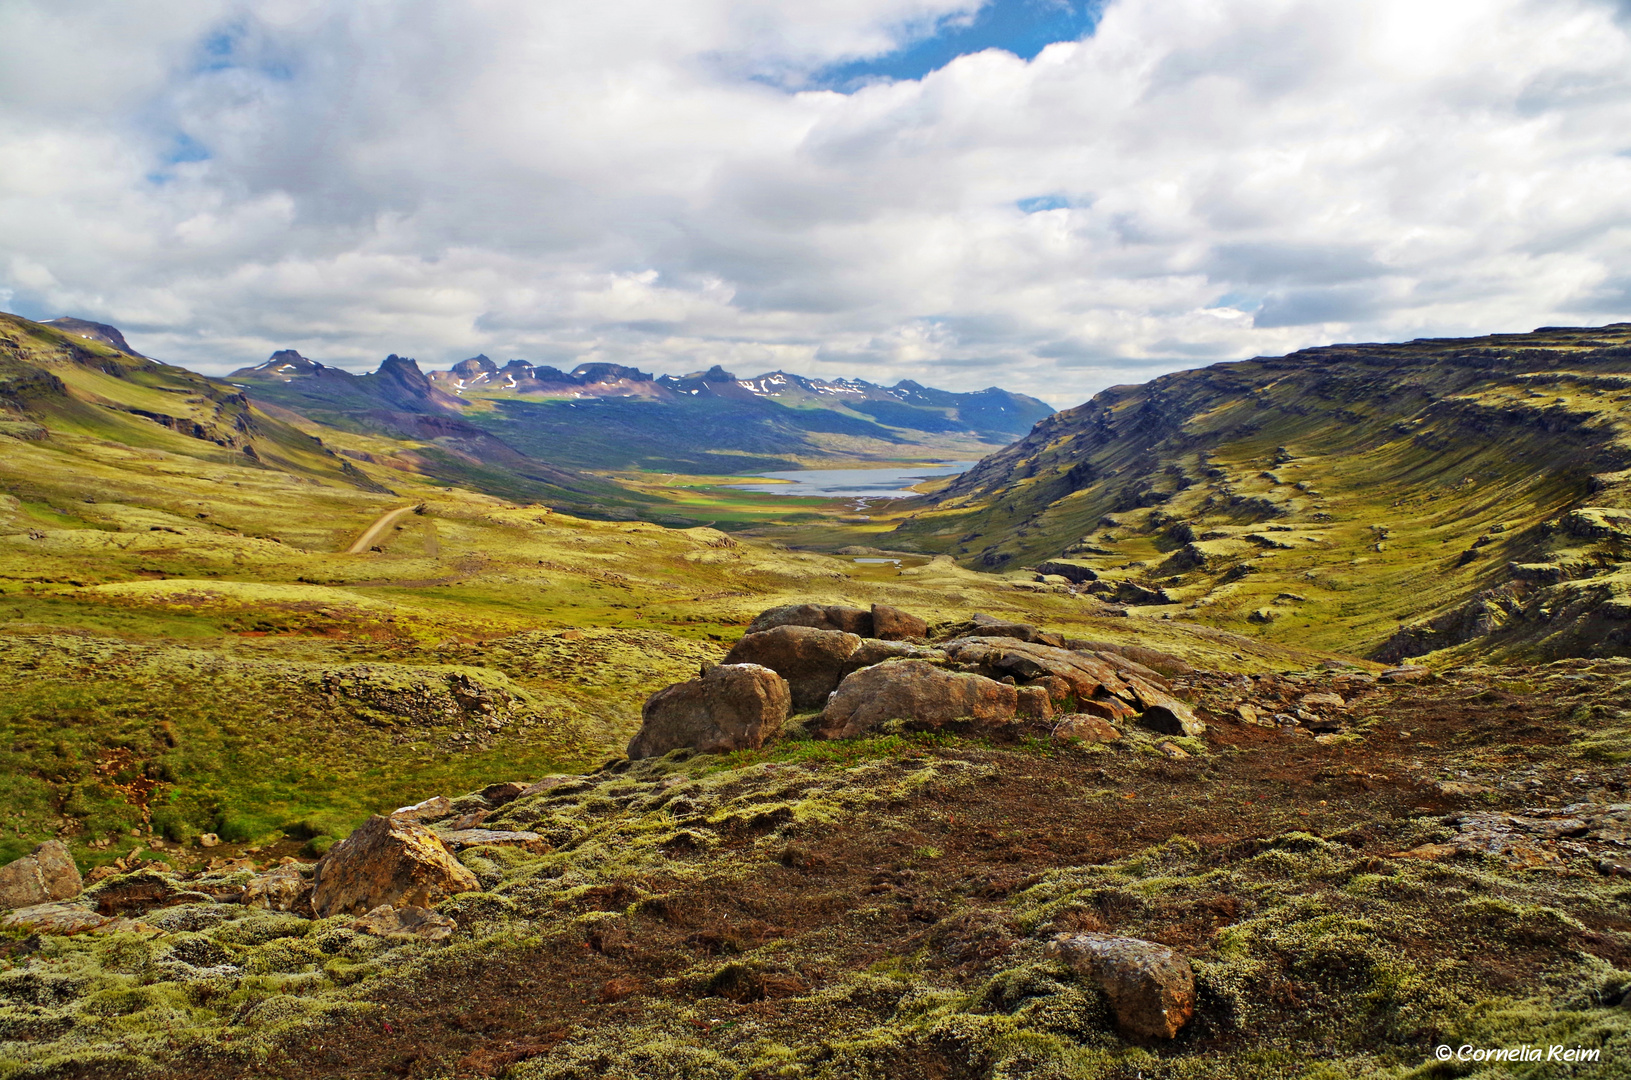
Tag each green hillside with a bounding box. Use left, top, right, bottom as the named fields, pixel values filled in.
left=890, top=324, right=1631, bottom=663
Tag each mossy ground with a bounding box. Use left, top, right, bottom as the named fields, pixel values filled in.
left=6, top=664, right=1628, bottom=1079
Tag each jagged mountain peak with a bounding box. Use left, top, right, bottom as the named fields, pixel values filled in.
left=230, top=349, right=328, bottom=380
left=450, top=354, right=497, bottom=378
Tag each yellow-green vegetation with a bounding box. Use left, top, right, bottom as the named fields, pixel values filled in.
left=0, top=309, right=1329, bottom=873
left=888, top=324, right=1631, bottom=664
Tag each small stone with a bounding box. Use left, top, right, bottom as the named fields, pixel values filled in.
left=518, top=776, right=574, bottom=798
left=197, top=833, right=220, bottom=849
left=1157, top=741, right=1190, bottom=759
left=1078, top=696, right=1138, bottom=723
left=1046, top=932, right=1196, bottom=1038
left=0, top=841, right=82, bottom=910
left=1235, top=702, right=1259, bottom=724
left=391, top=795, right=455, bottom=824
left=1379, top=666, right=1431, bottom=683
left=1300, top=692, right=1345, bottom=708
left=1598, top=856, right=1631, bottom=878
left=478, top=782, right=529, bottom=806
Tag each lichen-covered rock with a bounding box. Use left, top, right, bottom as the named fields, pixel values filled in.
left=0, top=901, right=158, bottom=936
left=352, top=903, right=456, bottom=942
left=870, top=603, right=928, bottom=641
left=311, top=815, right=480, bottom=918
left=1122, top=679, right=1205, bottom=737
left=815, top=660, right=1021, bottom=739
left=721, top=625, right=862, bottom=711
left=627, top=663, right=791, bottom=759
left=1016, top=685, right=1054, bottom=720
left=843, top=638, right=943, bottom=675
left=478, top=781, right=529, bottom=806
left=940, top=637, right=1131, bottom=706
left=1052, top=714, right=1121, bottom=743
left=435, top=829, right=550, bottom=854
left=0, top=840, right=81, bottom=910
left=1046, top=932, right=1196, bottom=1038
left=938, top=615, right=1065, bottom=647
left=242, top=864, right=312, bottom=913
left=392, top=795, right=455, bottom=824
left=746, top=603, right=873, bottom=637
left=1034, top=559, right=1099, bottom=583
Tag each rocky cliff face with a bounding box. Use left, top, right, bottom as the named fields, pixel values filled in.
left=893, top=324, right=1631, bottom=662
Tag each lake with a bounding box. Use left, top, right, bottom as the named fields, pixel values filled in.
left=734, top=462, right=975, bottom=500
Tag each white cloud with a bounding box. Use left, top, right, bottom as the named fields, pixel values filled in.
left=1, top=0, right=1629, bottom=405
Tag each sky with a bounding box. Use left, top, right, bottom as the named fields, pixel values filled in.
left=2, top=0, right=1631, bottom=404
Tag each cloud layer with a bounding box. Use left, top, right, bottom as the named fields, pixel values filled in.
left=2, top=0, right=1630, bottom=402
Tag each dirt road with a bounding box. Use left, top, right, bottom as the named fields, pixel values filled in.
left=345, top=505, right=417, bottom=554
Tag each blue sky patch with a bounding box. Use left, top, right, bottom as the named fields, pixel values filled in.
left=165, top=132, right=211, bottom=166
left=1017, top=194, right=1072, bottom=213
left=812, top=0, right=1104, bottom=91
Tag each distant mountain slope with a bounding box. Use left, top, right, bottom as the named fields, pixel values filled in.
left=0, top=314, right=643, bottom=516
left=0, top=312, right=385, bottom=492
left=227, top=349, right=638, bottom=505
left=231, top=350, right=467, bottom=414
left=243, top=351, right=1052, bottom=473
left=892, top=324, right=1631, bottom=662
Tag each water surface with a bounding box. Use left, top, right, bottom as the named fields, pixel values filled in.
left=734, top=462, right=974, bottom=500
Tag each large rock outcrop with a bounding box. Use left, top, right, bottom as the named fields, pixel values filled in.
left=311, top=815, right=481, bottom=918
left=0, top=841, right=81, bottom=910
left=627, top=663, right=791, bottom=758
left=721, top=626, right=862, bottom=711
left=815, top=660, right=1025, bottom=739
left=941, top=637, right=1204, bottom=737
left=746, top=603, right=874, bottom=637
left=1046, top=932, right=1196, bottom=1039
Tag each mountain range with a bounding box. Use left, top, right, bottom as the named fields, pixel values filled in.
left=228, top=350, right=1053, bottom=474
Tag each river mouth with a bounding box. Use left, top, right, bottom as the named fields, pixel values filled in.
left=731, top=462, right=974, bottom=501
